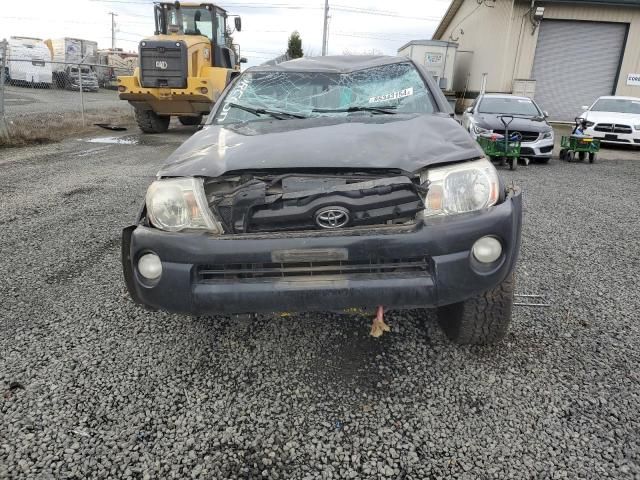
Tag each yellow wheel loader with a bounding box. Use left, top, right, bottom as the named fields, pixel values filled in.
left=117, top=2, right=245, bottom=133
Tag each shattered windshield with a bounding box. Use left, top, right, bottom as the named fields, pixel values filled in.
left=213, top=62, right=437, bottom=125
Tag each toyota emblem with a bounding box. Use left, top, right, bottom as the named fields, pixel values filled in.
left=315, top=206, right=350, bottom=229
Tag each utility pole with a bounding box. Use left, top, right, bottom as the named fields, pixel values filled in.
left=321, top=0, right=329, bottom=56
left=109, top=12, right=118, bottom=50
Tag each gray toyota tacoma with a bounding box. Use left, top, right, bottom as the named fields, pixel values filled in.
left=122, top=55, right=522, bottom=344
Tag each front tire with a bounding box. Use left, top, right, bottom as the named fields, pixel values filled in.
left=589, top=152, right=597, bottom=163
left=437, top=272, right=514, bottom=345
left=135, top=109, right=170, bottom=133
left=178, top=115, right=203, bottom=126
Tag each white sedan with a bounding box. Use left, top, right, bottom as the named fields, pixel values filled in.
left=580, top=96, right=640, bottom=146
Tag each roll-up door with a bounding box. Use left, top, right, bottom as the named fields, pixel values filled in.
left=531, top=20, right=627, bottom=121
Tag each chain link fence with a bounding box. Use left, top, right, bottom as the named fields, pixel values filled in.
left=0, top=38, right=137, bottom=146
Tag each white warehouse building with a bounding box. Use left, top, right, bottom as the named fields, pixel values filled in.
left=423, top=0, right=640, bottom=120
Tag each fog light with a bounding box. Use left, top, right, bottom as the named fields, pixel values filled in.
left=472, top=236, right=502, bottom=264
left=138, top=253, right=162, bottom=280
left=118, top=85, right=126, bottom=92
left=200, top=87, right=208, bottom=94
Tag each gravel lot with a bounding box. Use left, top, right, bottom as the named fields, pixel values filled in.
left=3, top=85, right=122, bottom=115
left=1, top=129, right=639, bottom=479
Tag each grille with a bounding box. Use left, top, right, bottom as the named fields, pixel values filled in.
left=196, top=257, right=430, bottom=282
left=520, top=147, right=534, bottom=155
left=139, top=40, right=187, bottom=88
left=493, top=130, right=540, bottom=142
left=594, top=123, right=632, bottom=134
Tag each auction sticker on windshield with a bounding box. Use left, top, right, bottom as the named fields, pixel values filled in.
left=369, top=87, right=413, bottom=104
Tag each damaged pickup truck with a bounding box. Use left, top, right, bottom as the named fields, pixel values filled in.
left=122, top=55, right=522, bottom=344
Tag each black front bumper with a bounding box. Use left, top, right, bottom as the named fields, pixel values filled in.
left=122, top=193, right=522, bottom=315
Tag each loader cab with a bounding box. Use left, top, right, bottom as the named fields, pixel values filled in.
left=153, top=2, right=240, bottom=69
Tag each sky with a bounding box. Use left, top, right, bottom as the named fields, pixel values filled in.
left=0, top=0, right=451, bottom=68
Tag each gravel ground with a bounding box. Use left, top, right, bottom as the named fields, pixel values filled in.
left=3, top=85, right=122, bottom=115
left=1, top=130, right=639, bottom=479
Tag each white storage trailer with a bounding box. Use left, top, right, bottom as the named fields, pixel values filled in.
left=45, top=38, right=99, bottom=91
left=45, top=38, right=98, bottom=70
left=2, top=37, right=53, bottom=87
left=397, top=40, right=458, bottom=91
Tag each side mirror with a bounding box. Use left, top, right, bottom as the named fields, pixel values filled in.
left=543, top=111, right=549, bottom=118
left=581, top=105, right=589, bottom=111
left=234, top=17, right=242, bottom=32
left=239, top=57, right=247, bottom=64
left=464, top=107, right=473, bottom=114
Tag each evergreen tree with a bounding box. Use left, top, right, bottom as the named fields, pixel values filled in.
left=286, top=31, right=304, bottom=59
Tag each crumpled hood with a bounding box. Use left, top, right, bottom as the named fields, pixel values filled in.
left=473, top=113, right=551, bottom=133
left=158, top=114, right=484, bottom=178
left=582, top=111, right=640, bottom=126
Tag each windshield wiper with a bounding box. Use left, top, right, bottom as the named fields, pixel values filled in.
left=227, top=102, right=306, bottom=120
left=312, top=105, right=398, bottom=115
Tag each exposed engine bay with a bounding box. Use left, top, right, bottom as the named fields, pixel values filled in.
left=204, top=171, right=428, bottom=233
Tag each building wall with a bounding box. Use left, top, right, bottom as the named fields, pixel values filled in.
left=437, top=0, right=640, bottom=97
left=516, top=2, right=640, bottom=97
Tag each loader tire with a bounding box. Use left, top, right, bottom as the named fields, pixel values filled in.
left=178, top=115, right=203, bottom=126
left=437, top=272, right=514, bottom=345
left=135, top=109, right=170, bottom=134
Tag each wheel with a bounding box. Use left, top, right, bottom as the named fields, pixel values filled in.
left=578, top=151, right=586, bottom=162
left=135, top=109, right=170, bottom=133
left=178, top=115, right=203, bottom=126
left=499, top=156, right=507, bottom=167
left=559, top=149, right=566, bottom=161
left=509, top=157, right=517, bottom=170
left=437, top=272, right=515, bottom=345
left=567, top=151, right=575, bottom=163
left=589, top=152, right=597, bottom=163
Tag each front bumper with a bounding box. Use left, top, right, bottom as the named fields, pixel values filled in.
left=519, top=136, right=554, bottom=158
left=122, top=192, right=522, bottom=315
left=585, top=127, right=640, bottom=146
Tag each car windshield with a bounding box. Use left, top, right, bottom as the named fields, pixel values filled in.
left=478, top=97, right=541, bottom=116
left=591, top=98, right=640, bottom=114
left=213, top=62, right=437, bottom=125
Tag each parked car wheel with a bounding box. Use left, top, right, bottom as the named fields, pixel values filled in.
left=578, top=152, right=586, bottom=162
left=509, top=157, right=517, bottom=170
left=559, top=149, right=566, bottom=161
left=135, top=109, right=170, bottom=134
left=437, top=272, right=515, bottom=345
left=178, top=115, right=203, bottom=126
left=589, top=152, right=597, bottom=163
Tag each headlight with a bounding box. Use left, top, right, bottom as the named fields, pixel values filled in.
left=541, top=130, right=554, bottom=139
left=145, top=177, right=222, bottom=233
left=634, top=124, right=640, bottom=131
left=472, top=123, right=491, bottom=135
left=421, top=158, right=500, bottom=217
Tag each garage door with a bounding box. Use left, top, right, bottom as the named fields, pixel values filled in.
left=531, top=20, right=627, bottom=121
